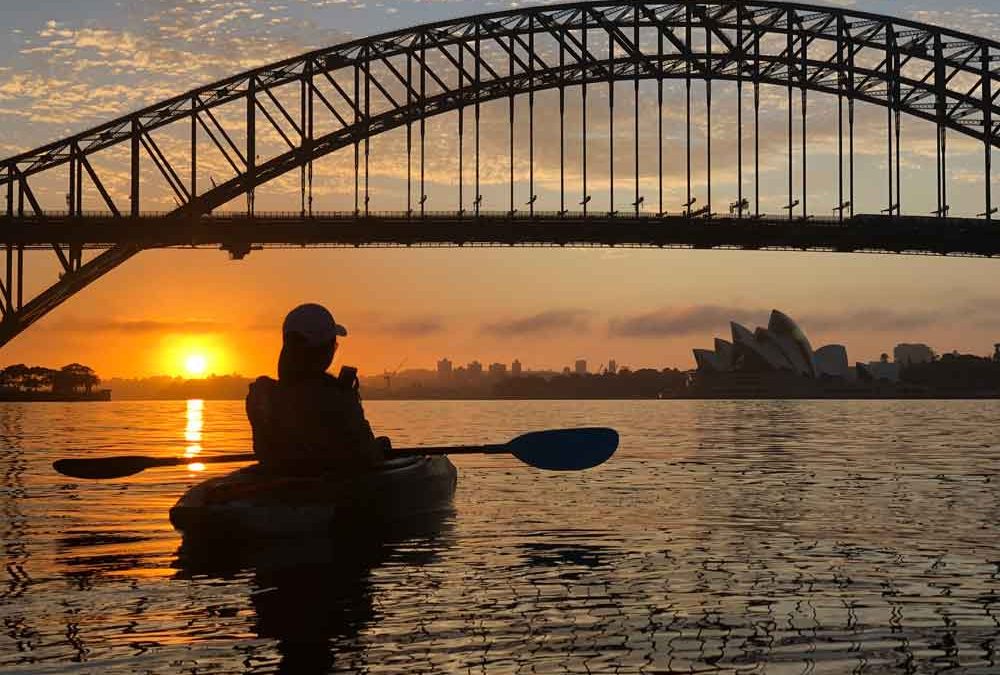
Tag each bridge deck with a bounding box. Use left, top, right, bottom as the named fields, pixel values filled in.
left=1, top=212, right=998, bottom=257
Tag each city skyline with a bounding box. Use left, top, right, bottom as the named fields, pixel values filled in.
left=19, top=329, right=986, bottom=382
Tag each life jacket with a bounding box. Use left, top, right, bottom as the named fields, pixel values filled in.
left=246, top=365, right=379, bottom=475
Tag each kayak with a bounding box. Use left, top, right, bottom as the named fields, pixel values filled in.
left=169, top=455, right=457, bottom=539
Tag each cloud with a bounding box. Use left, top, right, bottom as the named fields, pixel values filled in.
left=2, top=0, right=995, bottom=218
left=609, top=305, right=764, bottom=338
left=803, top=299, right=1000, bottom=333
left=1, top=3, right=351, bottom=142
left=799, top=308, right=939, bottom=333
left=482, top=309, right=591, bottom=336
left=45, top=316, right=227, bottom=334
left=610, top=299, right=1000, bottom=342
left=373, top=316, right=446, bottom=336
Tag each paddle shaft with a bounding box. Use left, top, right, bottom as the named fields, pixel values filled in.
left=394, top=444, right=507, bottom=456
left=53, top=427, right=618, bottom=478
left=52, top=444, right=509, bottom=479
left=149, top=445, right=509, bottom=464
left=121, top=445, right=507, bottom=464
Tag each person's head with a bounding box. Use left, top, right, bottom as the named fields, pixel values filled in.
left=278, top=303, right=348, bottom=381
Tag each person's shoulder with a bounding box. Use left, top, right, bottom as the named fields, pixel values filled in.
left=246, top=376, right=277, bottom=419
left=248, top=375, right=277, bottom=396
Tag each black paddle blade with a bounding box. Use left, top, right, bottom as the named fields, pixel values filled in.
left=507, top=427, right=619, bottom=470
left=53, top=456, right=169, bottom=480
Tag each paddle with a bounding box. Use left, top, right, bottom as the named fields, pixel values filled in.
left=52, top=427, right=619, bottom=480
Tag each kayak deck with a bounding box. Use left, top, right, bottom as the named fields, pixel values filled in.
left=169, top=455, right=457, bottom=539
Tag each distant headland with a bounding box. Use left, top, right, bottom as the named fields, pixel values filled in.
left=0, top=363, right=110, bottom=402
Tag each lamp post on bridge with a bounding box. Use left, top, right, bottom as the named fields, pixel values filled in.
left=833, top=201, right=851, bottom=223
left=632, top=196, right=644, bottom=218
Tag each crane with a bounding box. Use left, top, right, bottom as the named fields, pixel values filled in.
left=383, top=358, right=407, bottom=389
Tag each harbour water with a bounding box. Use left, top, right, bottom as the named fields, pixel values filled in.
left=1, top=399, right=998, bottom=674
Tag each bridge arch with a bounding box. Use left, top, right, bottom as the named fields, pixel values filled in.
left=1, top=0, right=999, bottom=347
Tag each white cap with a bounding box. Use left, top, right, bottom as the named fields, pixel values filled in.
left=282, top=303, right=347, bottom=346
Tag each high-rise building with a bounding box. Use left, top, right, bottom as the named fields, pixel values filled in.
left=488, top=362, right=507, bottom=377
left=467, top=360, right=483, bottom=378
left=437, top=358, right=453, bottom=380
left=607, top=359, right=617, bottom=375
left=574, top=359, right=587, bottom=375
left=893, top=343, right=935, bottom=366
left=511, top=359, right=522, bottom=377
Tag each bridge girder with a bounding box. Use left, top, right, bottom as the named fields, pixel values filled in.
left=1, top=0, right=1000, bottom=348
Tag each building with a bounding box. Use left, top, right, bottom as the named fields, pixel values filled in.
left=607, top=359, right=617, bottom=375
left=574, top=359, right=587, bottom=375
left=488, top=362, right=507, bottom=378
left=894, top=343, right=934, bottom=366
left=467, top=361, right=483, bottom=378
left=814, top=345, right=850, bottom=378
left=693, top=310, right=854, bottom=380
left=511, top=359, right=522, bottom=377
left=436, top=358, right=453, bottom=380
left=864, top=354, right=900, bottom=382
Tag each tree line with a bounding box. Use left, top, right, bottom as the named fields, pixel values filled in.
left=0, top=363, right=101, bottom=394
left=493, top=368, right=689, bottom=399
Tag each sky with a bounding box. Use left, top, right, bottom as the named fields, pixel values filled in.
left=1, top=0, right=1000, bottom=379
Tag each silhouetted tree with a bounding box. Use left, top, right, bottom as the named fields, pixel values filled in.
left=492, top=368, right=687, bottom=399
left=0, top=364, right=30, bottom=390
left=57, top=363, right=100, bottom=394
left=24, top=366, right=56, bottom=392
left=901, top=353, right=1000, bottom=391
left=0, top=362, right=99, bottom=394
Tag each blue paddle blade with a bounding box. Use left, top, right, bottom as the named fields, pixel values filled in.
left=507, top=427, right=619, bottom=471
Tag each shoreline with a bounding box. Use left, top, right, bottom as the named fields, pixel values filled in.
left=12, top=392, right=998, bottom=402
left=0, top=390, right=111, bottom=402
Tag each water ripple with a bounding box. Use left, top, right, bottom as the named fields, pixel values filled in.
left=0, top=400, right=998, bottom=673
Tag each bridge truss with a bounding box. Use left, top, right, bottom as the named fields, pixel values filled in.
left=1, top=0, right=1000, bottom=347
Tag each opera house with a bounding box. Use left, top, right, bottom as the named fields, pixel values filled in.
left=691, top=310, right=855, bottom=396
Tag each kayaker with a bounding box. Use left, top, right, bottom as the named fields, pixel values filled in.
left=246, top=303, right=389, bottom=475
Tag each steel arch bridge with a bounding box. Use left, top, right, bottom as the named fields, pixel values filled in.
left=1, top=0, right=1000, bottom=347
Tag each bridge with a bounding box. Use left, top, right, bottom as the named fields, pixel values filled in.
left=1, top=0, right=999, bottom=347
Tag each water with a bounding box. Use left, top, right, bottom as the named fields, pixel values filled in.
left=1, top=399, right=999, bottom=674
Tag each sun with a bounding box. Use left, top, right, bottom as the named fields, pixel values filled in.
left=184, top=353, right=208, bottom=377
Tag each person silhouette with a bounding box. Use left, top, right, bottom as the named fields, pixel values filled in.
left=246, top=303, right=389, bottom=476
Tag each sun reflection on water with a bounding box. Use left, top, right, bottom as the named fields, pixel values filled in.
left=184, top=399, right=203, bottom=461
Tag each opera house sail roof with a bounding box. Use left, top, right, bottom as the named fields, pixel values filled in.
left=693, top=310, right=849, bottom=379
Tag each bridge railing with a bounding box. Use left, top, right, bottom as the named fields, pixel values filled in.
left=3, top=209, right=862, bottom=226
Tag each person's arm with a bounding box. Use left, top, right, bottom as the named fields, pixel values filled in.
left=320, top=367, right=386, bottom=468
left=246, top=376, right=278, bottom=463
left=341, top=394, right=386, bottom=467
